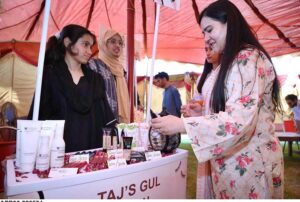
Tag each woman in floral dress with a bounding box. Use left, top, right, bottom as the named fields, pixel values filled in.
left=152, top=0, right=283, bottom=199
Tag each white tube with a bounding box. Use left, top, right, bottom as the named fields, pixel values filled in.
left=19, top=120, right=42, bottom=172
left=15, top=120, right=22, bottom=168
left=32, top=0, right=52, bottom=121
left=50, top=120, right=65, bottom=168
left=42, top=120, right=59, bottom=148
left=36, top=135, right=50, bottom=171
left=146, top=3, right=161, bottom=123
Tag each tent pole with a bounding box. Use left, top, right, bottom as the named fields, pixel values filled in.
left=127, top=0, right=135, bottom=122
left=134, top=59, right=138, bottom=110
left=32, top=0, right=51, bottom=121
left=146, top=3, right=161, bottom=122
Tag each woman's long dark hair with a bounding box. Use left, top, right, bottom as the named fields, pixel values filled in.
left=197, top=59, right=213, bottom=94
left=199, top=0, right=281, bottom=113
left=44, top=24, right=96, bottom=67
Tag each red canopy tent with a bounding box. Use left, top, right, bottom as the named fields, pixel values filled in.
left=1, top=0, right=300, bottom=64
left=1, top=0, right=299, bottom=194
left=0, top=0, right=300, bottom=120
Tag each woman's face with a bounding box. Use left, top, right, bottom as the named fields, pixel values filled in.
left=68, top=34, right=94, bottom=64
left=106, top=34, right=124, bottom=58
left=205, top=45, right=220, bottom=65
left=200, top=16, right=227, bottom=54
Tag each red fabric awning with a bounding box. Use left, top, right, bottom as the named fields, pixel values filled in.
left=0, top=41, right=40, bottom=66
left=0, top=40, right=99, bottom=66
left=0, top=0, right=299, bottom=64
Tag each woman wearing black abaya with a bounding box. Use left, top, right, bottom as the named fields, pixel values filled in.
left=28, top=24, right=115, bottom=152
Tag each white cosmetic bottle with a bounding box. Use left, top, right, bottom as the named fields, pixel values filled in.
left=50, top=121, right=65, bottom=168
left=19, top=120, right=42, bottom=172
left=36, top=135, right=50, bottom=171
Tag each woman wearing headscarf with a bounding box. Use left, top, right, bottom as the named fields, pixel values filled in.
left=88, top=28, right=130, bottom=123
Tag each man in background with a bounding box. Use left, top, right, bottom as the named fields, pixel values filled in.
left=285, top=94, right=300, bottom=133
left=154, top=72, right=182, bottom=117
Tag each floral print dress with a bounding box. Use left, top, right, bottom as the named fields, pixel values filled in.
left=183, top=47, right=284, bottom=199
left=195, top=65, right=220, bottom=199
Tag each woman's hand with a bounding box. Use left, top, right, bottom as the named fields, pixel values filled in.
left=151, top=115, right=186, bottom=135
left=181, top=104, right=191, bottom=117
left=181, top=101, right=203, bottom=117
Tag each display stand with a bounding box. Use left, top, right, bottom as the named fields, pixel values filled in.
left=4, top=149, right=188, bottom=199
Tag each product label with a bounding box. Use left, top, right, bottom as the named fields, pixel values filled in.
left=107, top=149, right=124, bottom=160
left=51, top=147, right=65, bottom=167
left=107, top=159, right=118, bottom=168
left=69, top=154, right=90, bottom=164
left=36, top=153, right=50, bottom=171
left=48, top=168, right=78, bottom=178
left=107, top=158, right=127, bottom=169
left=117, top=158, right=127, bottom=167
left=145, top=151, right=162, bottom=161
left=132, top=147, right=146, bottom=152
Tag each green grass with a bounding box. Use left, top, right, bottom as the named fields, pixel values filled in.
left=179, top=142, right=197, bottom=199
left=283, top=143, right=300, bottom=199
left=179, top=139, right=300, bottom=199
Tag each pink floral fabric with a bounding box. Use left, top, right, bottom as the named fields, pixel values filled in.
left=202, top=65, right=220, bottom=115
left=184, top=47, right=284, bottom=199
left=194, top=66, right=220, bottom=199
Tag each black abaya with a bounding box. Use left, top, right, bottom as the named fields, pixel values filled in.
left=28, top=61, right=115, bottom=152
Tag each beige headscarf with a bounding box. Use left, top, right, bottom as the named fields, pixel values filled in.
left=98, top=28, right=130, bottom=123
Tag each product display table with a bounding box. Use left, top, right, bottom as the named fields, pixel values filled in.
left=4, top=149, right=188, bottom=199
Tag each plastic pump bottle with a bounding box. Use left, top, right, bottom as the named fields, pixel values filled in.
left=50, top=122, right=65, bottom=168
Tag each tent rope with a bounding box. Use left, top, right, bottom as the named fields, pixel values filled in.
left=25, top=0, right=45, bottom=40
left=191, top=0, right=200, bottom=24
left=141, top=0, right=148, bottom=56
left=104, top=0, right=112, bottom=28
left=50, top=11, right=60, bottom=31
left=86, top=0, right=95, bottom=29
left=244, top=0, right=297, bottom=49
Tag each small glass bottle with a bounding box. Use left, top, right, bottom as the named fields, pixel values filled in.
left=192, top=94, right=205, bottom=115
